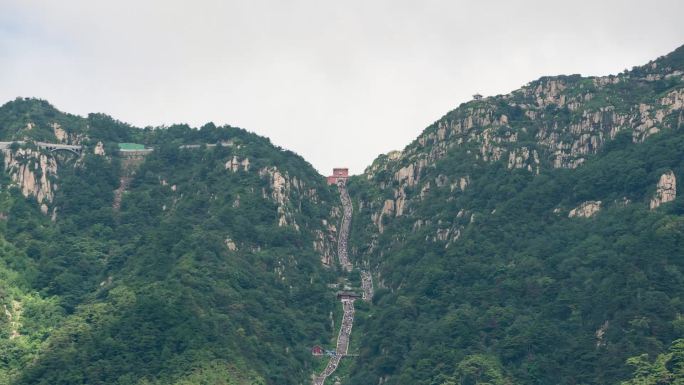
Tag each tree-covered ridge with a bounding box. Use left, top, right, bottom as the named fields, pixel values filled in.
left=0, top=100, right=342, bottom=384
left=365, top=45, right=684, bottom=179
left=345, top=44, right=684, bottom=384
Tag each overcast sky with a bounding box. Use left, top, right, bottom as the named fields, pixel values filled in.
left=2, top=1, right=683, bottom=174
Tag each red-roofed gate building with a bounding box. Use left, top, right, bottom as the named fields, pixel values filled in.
left=311, top=345, right=325, bottom=356
left=327, top=168, right=349, bottom=185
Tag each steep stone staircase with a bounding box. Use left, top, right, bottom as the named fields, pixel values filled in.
left=313, top=181, right=373, bottom=385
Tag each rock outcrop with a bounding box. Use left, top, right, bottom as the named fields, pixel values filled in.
left=371, top=199, right=395, bottom=233
left=50, top=122, right=86, bottom=145
left=52, top=123, right=68, bottom=143
left=224, top=237, right=238, bottom=251
left=650, top=171, right=677, bottom=209
left=225, top=156, right=250, bottom=172
left=258, top=166, right=321, bottom=231
left=259, top=166, right=297, bottom=228
left=94, top=141, right=106, bottom=156
left=507, top=147, right=540, bottom=173
left=3, top=300, right=22, bottom=339
left=313, top=219, right=338, bottom=266
left=395, top=164, right=417, bottom=187
left=2, top=147, right=58, bottom=208
left=568, top=201, right=602, bottom=218
left=595, top=320, right=609, bottom=348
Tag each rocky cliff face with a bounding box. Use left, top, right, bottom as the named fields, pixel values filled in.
left=2, top=147, right=58, bottom=213
left=225, top=156, right=250, bottom=172
left=313, top=217, right=338, bottom=266
left=259, top=166, right=306, bottom=230
left=50, top=122, right=86, bottom=145
left=569, top=200, right=602, bottom=218
left=650, top=170, right=677, bottom=209
left=256, top=165, right=337, bottom=264
left=393, top=76, right=681, bottom=177
left=93, top=141, right=106, bottom=156
left=358, top=46, right=684, bottom=235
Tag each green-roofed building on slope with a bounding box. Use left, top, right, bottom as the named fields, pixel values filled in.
left=118, top=143, right=147, bottom=151
left=117, top=143, right=153, bottom=159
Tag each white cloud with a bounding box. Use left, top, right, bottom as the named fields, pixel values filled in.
left=2, top=0, right=683, bottom=174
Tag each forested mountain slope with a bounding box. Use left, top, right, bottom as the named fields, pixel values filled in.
left=1, top=44, right=684, bottom=385
left=0, top=99, right=342, bottom=384
left=345, top=45, right=684, bottom=384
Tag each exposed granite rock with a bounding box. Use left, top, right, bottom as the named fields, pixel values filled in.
left=4, top=300, right=22, bottom=339
left=528, top=78, right=567, bottom=108
left=94, top=141, right=106, bottom=156
left=569, top=201, right=602, bottom=218
left=395, top=163, right=416, bottom=186
left=420, top=182, right=431, bottom=199
left=225, top=156, right=250, bottom=172
left=413, top=219, right=429, bottom=231
left=372, top=199, right=395, bottom=233
left=507, top=147, right=540, bottom=173
left=224, top=237, right=238, bottom=251
left=451, top=176, right=470, bottom=192
left=661, top=88, right=684, bottom=111
left=387, top=150, right=402, bottom=160
left=593, top=76, right=621, bottom=87
left=395, top=188, right=407, bottom=216
left=633, top=103, right=663, bottom=143
left=50, top=122, right=86, bottom=144
left=431, top=226, right=461, bottom=244
left=313, top=219, right=338, bottom=266
left=650, top=171, right=677, bottom=209
left=2, top=147, right=58, bottom=208
left=595, top=320, right=609, bottom=348
left=435, top=228, right=450, bottom=241
left=52, top=123, right=68, bottom=142
left=435, top=174, right=448, bottom=187
left=258, top=166, right=319, bottom=231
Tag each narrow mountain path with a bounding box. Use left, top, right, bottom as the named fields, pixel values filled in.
left=313, top=181, right=369, bottom=385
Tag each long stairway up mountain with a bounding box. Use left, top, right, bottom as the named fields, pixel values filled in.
left=313, top=298, right=356, bottom=385
left=337, top=183, right=354, bottom=272
left=313, top=179, right=359, bottom=385
left=360, top=270, right=374, bottom=302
